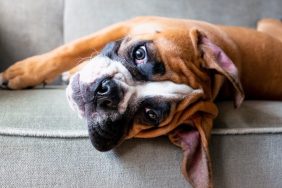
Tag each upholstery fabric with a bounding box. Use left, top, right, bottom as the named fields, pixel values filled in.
left=212, top=135, right=282, bottom=188
left=215, top=101, right=282, bottom=130
left=0, top=87, right=85, bottom=135
left=1, top=134, right=281, bottom=188
left=0, top=136, right=188, bottom=188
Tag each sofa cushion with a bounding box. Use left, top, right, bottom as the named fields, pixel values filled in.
left=0, top=87, right=85, bottom=137
left=211, top=134, right=282, bottom=188
left=0, top=88, right=282, bottom=187
left=0, top=0, right=64, bottom=71
left=1, top=88, right=282, bottom=136
left=215, top=101, right=282, bottom=133
left=0, top=135, right=190, bottom=187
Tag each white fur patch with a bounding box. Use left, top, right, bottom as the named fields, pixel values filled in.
left=62, top=71, right=71, bottom=82
left=136, top=81, right=195, bottom=99
left=117, top=80, right=198, bottom=114
left=66, top=75, right=84, bottom=118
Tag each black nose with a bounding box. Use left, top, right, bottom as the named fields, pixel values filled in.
left=96, top=78, right=122, bottom=109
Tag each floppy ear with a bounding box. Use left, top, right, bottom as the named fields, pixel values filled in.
left=190, top=29, right=244, bottom=108
left=169, top=118, right=213, bottom=188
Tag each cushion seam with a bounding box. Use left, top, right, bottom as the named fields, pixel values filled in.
left=0, top=127, right=88, bottom=138
left=0, top=127, right=282, bottom=138
left=212, top=127, right=282, bottom=135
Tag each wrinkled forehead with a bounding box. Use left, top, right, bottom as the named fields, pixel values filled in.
left=119, top=28, right=199, bottom=88
left=125, top=28, right=190, bottom=49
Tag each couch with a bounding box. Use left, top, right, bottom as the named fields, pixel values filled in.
left=0, top=0, right=282, bottom=187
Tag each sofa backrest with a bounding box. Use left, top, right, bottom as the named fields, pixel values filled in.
left=0, top=0, right=64, bottom=71
left=1, top=0, right=281, bottom=72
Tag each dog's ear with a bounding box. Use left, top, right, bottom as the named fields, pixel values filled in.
left=190, top=29, right=244, bottom=108
left=169, top=119, right=213, bottom=188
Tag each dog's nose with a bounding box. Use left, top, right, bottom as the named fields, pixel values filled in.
left=96, top=78, right=121, bottom=109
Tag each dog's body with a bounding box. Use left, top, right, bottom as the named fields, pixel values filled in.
left=1, top=17, right=282, bottom=188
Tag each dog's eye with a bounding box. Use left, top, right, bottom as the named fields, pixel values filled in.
left=133, top=45, right=147, bottom=64
left=144, top=108, right=159, bottom=125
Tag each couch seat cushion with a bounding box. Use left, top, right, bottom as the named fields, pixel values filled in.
left=1, top=88, right=282, bottom=136
left=0, top=88, right=282, bottom=187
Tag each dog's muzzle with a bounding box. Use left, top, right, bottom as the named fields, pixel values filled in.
left=66, top=56, right=133, bottom=151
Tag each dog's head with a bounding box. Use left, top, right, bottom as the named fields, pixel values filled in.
left=66, top=18, right=244, bottom=188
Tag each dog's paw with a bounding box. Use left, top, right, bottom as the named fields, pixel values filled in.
left=1, top=63, right=34, bottom=89
left=0, top=55, right=57, bottom=89
left=0, top=69, right=30, bottom=90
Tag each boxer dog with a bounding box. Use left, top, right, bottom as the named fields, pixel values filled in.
left=1, top=17, right=282, bottom=188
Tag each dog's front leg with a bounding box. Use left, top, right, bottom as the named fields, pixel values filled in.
left=0, top=21, right=130, bottom=89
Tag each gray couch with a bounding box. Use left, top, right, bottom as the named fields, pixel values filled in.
left=0, top=0, right=282, bottom=187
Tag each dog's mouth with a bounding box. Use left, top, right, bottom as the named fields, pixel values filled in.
left=68, top=74, right=129, bottom=151
left=87, top=116, right=131, bottom=151
left=66, top=57, right=133, bottom=151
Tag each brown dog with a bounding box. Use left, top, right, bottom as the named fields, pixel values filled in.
left=1, top=17, right=282, bottom=188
